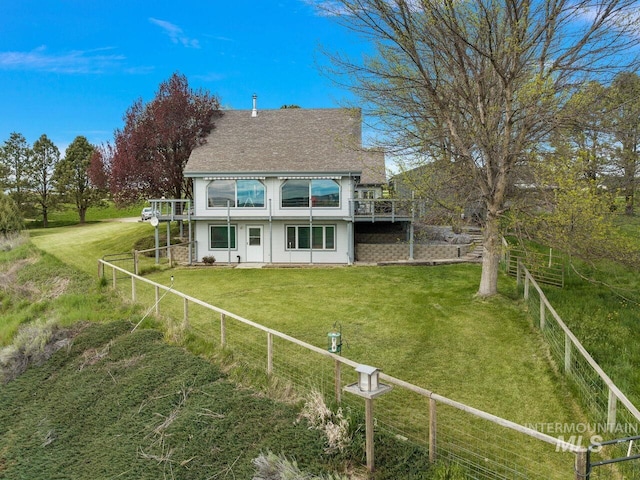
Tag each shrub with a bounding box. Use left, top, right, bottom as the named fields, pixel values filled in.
left=0, top=193, right=23, bottom=236
left=202, top=255, right=216, bottom=264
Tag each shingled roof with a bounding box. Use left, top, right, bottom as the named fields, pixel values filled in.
left=185, top=108, right=386, bottom=185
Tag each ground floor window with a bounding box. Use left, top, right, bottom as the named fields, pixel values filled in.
left=286, top=225, right=335, bottom=250
left=210, top=225, right=236, bottom=249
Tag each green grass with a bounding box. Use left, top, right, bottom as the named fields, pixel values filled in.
left=542, top=258, right=640, bottom=403
left=509, top=215, right=640, bottom=407
left=141, top=265, right=577, bottom=428
left=29, top=221, right=151, bottom=275
left=26, top=202, right=144, bottom=229
left=20, top=218, right=598, bottom=477
left=29, top=220, right=578, bottom=427
left=0, top=242, right=140, bottom=346
left=0, top=321, right=345, bottom=479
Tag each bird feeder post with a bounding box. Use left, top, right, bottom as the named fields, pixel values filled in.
left=343, top=364, right=392, bottom=473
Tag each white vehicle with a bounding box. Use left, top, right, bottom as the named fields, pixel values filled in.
left=141, top=207, right=159, bottom=221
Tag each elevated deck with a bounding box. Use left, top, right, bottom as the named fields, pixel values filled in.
left=148, top=199, right=192, bottom=222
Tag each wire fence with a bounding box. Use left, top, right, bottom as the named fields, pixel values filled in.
left=100, top=259, right=594, bottom=479
left=517, top=261, right=640, bottom=479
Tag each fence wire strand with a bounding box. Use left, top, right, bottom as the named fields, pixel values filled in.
left=104, top=261, right=615, bottom=478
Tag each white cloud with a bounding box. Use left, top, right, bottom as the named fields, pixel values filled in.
left=0, top=46, right=125, bottom=74
left=149, top=18, right=201, bottom=48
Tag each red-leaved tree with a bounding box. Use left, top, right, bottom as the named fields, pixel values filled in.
left=102, top=72, right=221, bottom=204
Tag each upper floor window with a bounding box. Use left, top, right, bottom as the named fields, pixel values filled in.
left=208, top=179, right=265, bottom=208
left=281, top=179, right=340, bottom=208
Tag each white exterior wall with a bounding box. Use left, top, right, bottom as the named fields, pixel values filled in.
left=192, top=177, right=354, bottom=219
left=191, top=176, right=355, bottom=264
left=194, top=220, right=350, bottom=264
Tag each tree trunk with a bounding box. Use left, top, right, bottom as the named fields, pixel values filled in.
left=477, top=211, right=501, bottom=297
left=625, top=170, right=635, bottom=216
left=79, top=207, right=87, bottom=224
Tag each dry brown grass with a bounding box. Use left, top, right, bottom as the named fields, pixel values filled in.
left=0, top=321, right=77, bottom=383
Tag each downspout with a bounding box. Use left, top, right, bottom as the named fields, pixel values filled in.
left=349, top=173, right=355, bottom=265
left=227, top=200, right=231, bottom=264
left=409, top=192, right=415, bottom=261
left=309, top=203, right=313, bottom=265
left=188, top=199, right=193, bottom=265
left=269, top=198, right=273, bottom=263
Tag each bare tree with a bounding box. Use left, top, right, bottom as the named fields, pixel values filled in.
left=317, top=0, right=640, bottom=296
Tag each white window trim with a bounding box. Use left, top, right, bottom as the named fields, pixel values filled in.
left=280, top=179, right=341, bottom=209
left=209, top=224, right=238, bottom=250
left=206, top=179, right=267, bottom=210
left=285, top=224, right=336, bottom=251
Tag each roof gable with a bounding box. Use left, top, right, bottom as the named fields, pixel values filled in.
left=185, top=108, right=386, bottom=185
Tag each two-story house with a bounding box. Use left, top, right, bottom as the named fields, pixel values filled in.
left=182, top=100, right=399, bottom=265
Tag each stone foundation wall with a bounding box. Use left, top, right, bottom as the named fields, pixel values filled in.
left=356, top=243, right=471, bottom=263
left=170, top=244, right=193, bottom=264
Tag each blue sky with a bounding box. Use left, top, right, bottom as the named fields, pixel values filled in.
left=0, top=0, right=366, bottom=153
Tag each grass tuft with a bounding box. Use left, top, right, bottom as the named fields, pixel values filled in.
left=252, top=451, right=351, bottom=480
left=0, top=320, right=74, bottom=383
